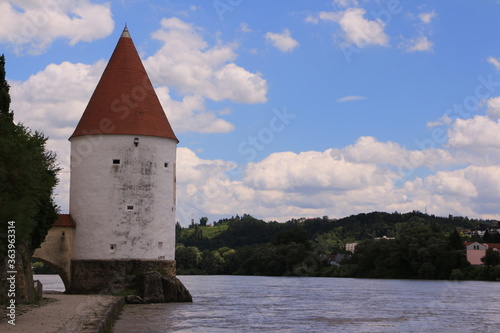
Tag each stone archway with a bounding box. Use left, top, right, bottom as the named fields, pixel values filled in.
left=33, top=220, right=75, bottom=291
left=31, top=258, right=69, bottom=291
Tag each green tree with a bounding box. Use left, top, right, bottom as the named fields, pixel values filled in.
left=175, top=245, right=202, bottom=272
left=0, top=54, right=60, bottom=303
left=448, top=229, right=464, bottom=251
left=273, top=226, right=309, bottom=248
left=200, top=250, right=224, bottom=274
left=0, top=55, right=12, bottom=119
left=199, top=216, right=208, bottom=226
left=481, top=249, right=500, bottom=267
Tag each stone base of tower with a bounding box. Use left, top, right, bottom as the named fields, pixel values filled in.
left=68, top=259, right=176, bottom=294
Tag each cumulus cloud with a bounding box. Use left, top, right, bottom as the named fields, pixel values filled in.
left=320, top=8, right=389, bottom=48
left=144, top=17, right=268, bottom=103
left=400, top=35, right=434, bottom=52
left=0, top=0, right=114, bottom=54
left=155, top=87, right=235, bottom=133
left=10, top=60, right=104, bottom=140
left=404, top=165, right=500, bottom=217
left=244, top=149, right=395, bottom=191
left=343, top=136, right=455, bottom=169
left=264, top=29, right=300, bottom=53
left=447, top=116, right=500, bottom=151
left=173, top=142, right=500, bottom=223
left=176, top=147, right=247, bottom=222
left=485, top=97, right=500, bottom=119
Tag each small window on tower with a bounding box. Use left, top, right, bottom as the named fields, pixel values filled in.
left=127, top=205, right=134, bottom=211
left=164, top=162, right=169, bottom=168
left=110, top=244, right=116, bottom=251
left=113, top=159, right=121, bottom=165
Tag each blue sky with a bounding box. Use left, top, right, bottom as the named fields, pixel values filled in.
left=2, top=0, right=500, bottom=225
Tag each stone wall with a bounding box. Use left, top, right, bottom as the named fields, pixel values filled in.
left=69, top=259, right=176, bottom=294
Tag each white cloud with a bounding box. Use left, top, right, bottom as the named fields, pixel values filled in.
left=156, top=87, right=235, bottom=134
left=445, top=116, right=500, bottom=165
left=176, top=147, right=248, bottom=222
left=173, top=142, right=500, bottom=223
left=10, top=60, right=104, bottom=140
left=145, top=17, right=268, bottom=103
left=240, top=22, right=252, bottom=33
left=264, top=29, right=300, bottom=53
left=400, top=35, right=434, bottom=52
left=0, top=0, right=114, bottom=54
left=337, top=95, right=366, bottom=102
left=404, top=165, right=500, bottom=217
left=427, top=114, right=452, bottom=127
left=244, top=149, right=395, bottom=191
left=488, top=56, right=500, bottom=71
left=485, top=97, right=500, bottom=119
left=320, top=8, right=389, bottom=48
left=343, top=136, right=455, bottom=169
left=419, top=11, right=436, bottom=24
left=304, top=15, right=319, bottom=24
left=398, top=10, right=436, bottom=53
left=447, top=116, right=500, bottom=151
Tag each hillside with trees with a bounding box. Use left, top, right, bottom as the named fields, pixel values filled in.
left=176, top=211, right=500, bottom=281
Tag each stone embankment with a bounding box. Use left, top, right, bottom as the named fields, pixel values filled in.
left=0, top=293, right=124, bottom=333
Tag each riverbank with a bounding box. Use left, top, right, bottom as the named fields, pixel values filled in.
left=0, top=292, right=124, bottom=333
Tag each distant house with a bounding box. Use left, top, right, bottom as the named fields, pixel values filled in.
left=465, top=242, right=500, bottom=265
left=345, top=243, right=358, bottom=253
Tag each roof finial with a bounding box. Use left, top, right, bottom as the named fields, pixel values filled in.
left=121, top=24, right=131, bottom=38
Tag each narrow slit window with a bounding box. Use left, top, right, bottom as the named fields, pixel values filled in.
left=127, top=205, right=134, bottom=211
left=113, top=159, right=121, bottom=165
left=110, top=244, right=116, bottom=250
left=164, top=162, right=169, bottom=168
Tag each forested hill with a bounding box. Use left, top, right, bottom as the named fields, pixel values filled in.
left=175, top=211, right=499, bottom=280
left=177, top=211, right=494, bottom=251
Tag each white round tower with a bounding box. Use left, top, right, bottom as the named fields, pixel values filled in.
left=68, top=27, right=179, bottom=293
left=70, top=135, right=176, bottom=260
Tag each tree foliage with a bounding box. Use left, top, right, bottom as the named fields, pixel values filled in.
left=0, top=54, right=60, bottom=255
left=0, top=55, right=12, bottom=119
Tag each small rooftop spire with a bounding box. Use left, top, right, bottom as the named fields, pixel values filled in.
left=121, top=24, right=131, bottom=38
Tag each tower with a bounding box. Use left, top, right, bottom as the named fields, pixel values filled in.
left=68, top=27, right=179, bottom=293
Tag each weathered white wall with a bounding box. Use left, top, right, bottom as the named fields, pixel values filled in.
left=70, top=134, right=177, bottom=260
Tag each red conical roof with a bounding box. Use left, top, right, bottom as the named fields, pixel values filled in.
left=70, top=27, right=178, bottom=142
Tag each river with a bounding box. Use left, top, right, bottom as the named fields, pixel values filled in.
left=35, top=274, right=500, bottom=332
